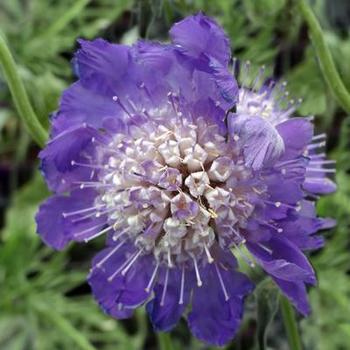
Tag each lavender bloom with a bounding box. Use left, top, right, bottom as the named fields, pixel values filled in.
left=36, top=14, right=336, bottom=346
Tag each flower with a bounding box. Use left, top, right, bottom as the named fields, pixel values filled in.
left=36, top=13, right=336, bottom=346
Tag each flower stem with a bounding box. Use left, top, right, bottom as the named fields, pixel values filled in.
left=280, top=297, right=303, bottom=350
left=0, top=31, right=48, bottom=147
left=33, top=300, right=96, bottom=350
left=157, top=332, right=174, bottom=350
left=297, top=0, right=350, bottom=114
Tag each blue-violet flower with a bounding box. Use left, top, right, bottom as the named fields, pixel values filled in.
left=36, top=13, right=336, bottom=346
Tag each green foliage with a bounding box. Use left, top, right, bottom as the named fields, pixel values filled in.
left=0, top=173, right=147, bottom=350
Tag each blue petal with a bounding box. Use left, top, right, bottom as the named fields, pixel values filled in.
left=187, top=248, right=253, bottom=346
left=36, top=189, right=104, bottom=250
left=146, top=267, right=193, bottom=332
left=170, top=13, right=231, bottom=65
left=228, top=114, right=285, bottom=170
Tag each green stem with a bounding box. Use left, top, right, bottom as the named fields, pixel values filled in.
left=33, top=300, right=96, bottom=350
left=157, top=332, right=174, bottom=350
left=298, top=0, right=350, bottom=114
left=280, top=297, right=303, bottom=350
left=0, top=32, right=47, bottom=147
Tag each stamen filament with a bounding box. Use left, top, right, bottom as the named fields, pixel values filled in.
left=160, top=268, right=169, bottom=306
left=215, top=263, right=230, bottom=301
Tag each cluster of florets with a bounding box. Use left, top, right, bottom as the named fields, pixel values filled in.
left=36, top=13, right=335, bottom=346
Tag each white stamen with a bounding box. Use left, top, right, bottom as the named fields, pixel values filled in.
left=70, top=160, right=105, bottom=170
left=307, top=141, right=326, bottom=150
left=96, top=240, right=125, bottom=268
left=309, top=160, right=336, bottom=165
left=179, top=265, right=185, bottom=305
left=63, top=204, right=105, bottom=218
left=121, top=249, right=143, bottom=276
left=215, top=263, right=229, bottom=301
left=204, top=243, right=214, bottom=264
left=160, top=268, right=170, bottom=306
left=145, top=261, right=160, bottom=292
left=312, top=133, right=326, bottom=141
left=191, top=255, right=202, bottom=287
left=73, top=223, right=105, bottom=238
left=167, top=248, right=174, bottom=268
left=307, top=168, right=336, bottom=173
left=83, top=225, right=114, bottom=242
left=108, top=250, right=140, bottom=282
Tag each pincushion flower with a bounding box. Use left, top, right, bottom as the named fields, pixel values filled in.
left=36, top=13, right=336, bottom=346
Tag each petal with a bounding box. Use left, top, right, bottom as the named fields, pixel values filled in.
left=303, top=177, right=337, bottom=194
left=247, top=237, right=316, bottom=315
left=88, top=242, right=136, bottom=318
left=74, top=38, right=130, bottom=93
left=276, top=118, right=313, bottom=160
left=228, top=114, right=285, bottom=170
left=35, top=189, right=103, bottom=250
left=273, top=278, right=311, bottom=316
left=115, top=254, right=154, bottom=307
left=52, top=82, right=126, bottom=135
left=209, top=58, right=238, bottom=106
left=187, top=249, right=253, bottom=346
left=170, top=13, right=230, bottom=65
left=248, top=237, right=316, bottom=285
left=279, top=201, right=328, bottom=250
left=146, top=267, right=193, bottom=332
left=265, top=177, right=303, bottom=204
left=39, top=125, right=101, bottom=193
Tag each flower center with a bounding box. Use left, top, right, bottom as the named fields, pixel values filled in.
left=95, top=116, right=259, bottom=267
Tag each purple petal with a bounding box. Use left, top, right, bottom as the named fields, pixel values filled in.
left=170, top=13, right=231, bottom=65
left=36, top=189, right=104, bottom=250
left=228, top=114, right=285, bottom=170
left=276, top=118, right=313, bottom=160
left=39, top=125, right=101, bottom=193
left=303, top=177, right=337, bottom=194
left=75, top=39, right=130, bottom=93
left=187, top=249, right=253, bottom=346
left=247, top=237, right=316, bottom=315
left=248, top=237, right=316, bottom=285
left=52, top=82, right=126, bottom=135
left=88, top=242, right=136, bottom=318
left=273, top=278, right=311, bottom=316
left=146, top=267, right=193, bottom=332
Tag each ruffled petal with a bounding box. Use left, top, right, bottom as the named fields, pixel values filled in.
left=170, top=13, right=230, bottom=65
left=248, top=237, right=316, bottom=314
left=74, top=38, right=130, bottom=94
left=146, top=267, right=193, bottom=332
left=273, top=278, right=311, bottom=316
left=187, top=249, right=253, bottom=346
left=89, top=247, right=154, bottom=314
left=228, top=114, right=285, bottom=170
left=303, top=177, right=337, bottom=194
left=265, top=176, right=304, bottom=204
left=39, top=125, right=102, bottom=193
left=88, top=242, right=135, bottom=318
left=52, top=82, right=126, bottom=135
left=35, top=189, right=104, bottom=250
left=280, top=201, right=328, bottom=250
left=276, top=118, right=313, bottom=160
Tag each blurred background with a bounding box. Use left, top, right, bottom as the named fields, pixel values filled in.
left=0, top=0, right=349, bottom=349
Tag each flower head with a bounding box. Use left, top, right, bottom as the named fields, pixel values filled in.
left=36, top=13, right=336, bottom=346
